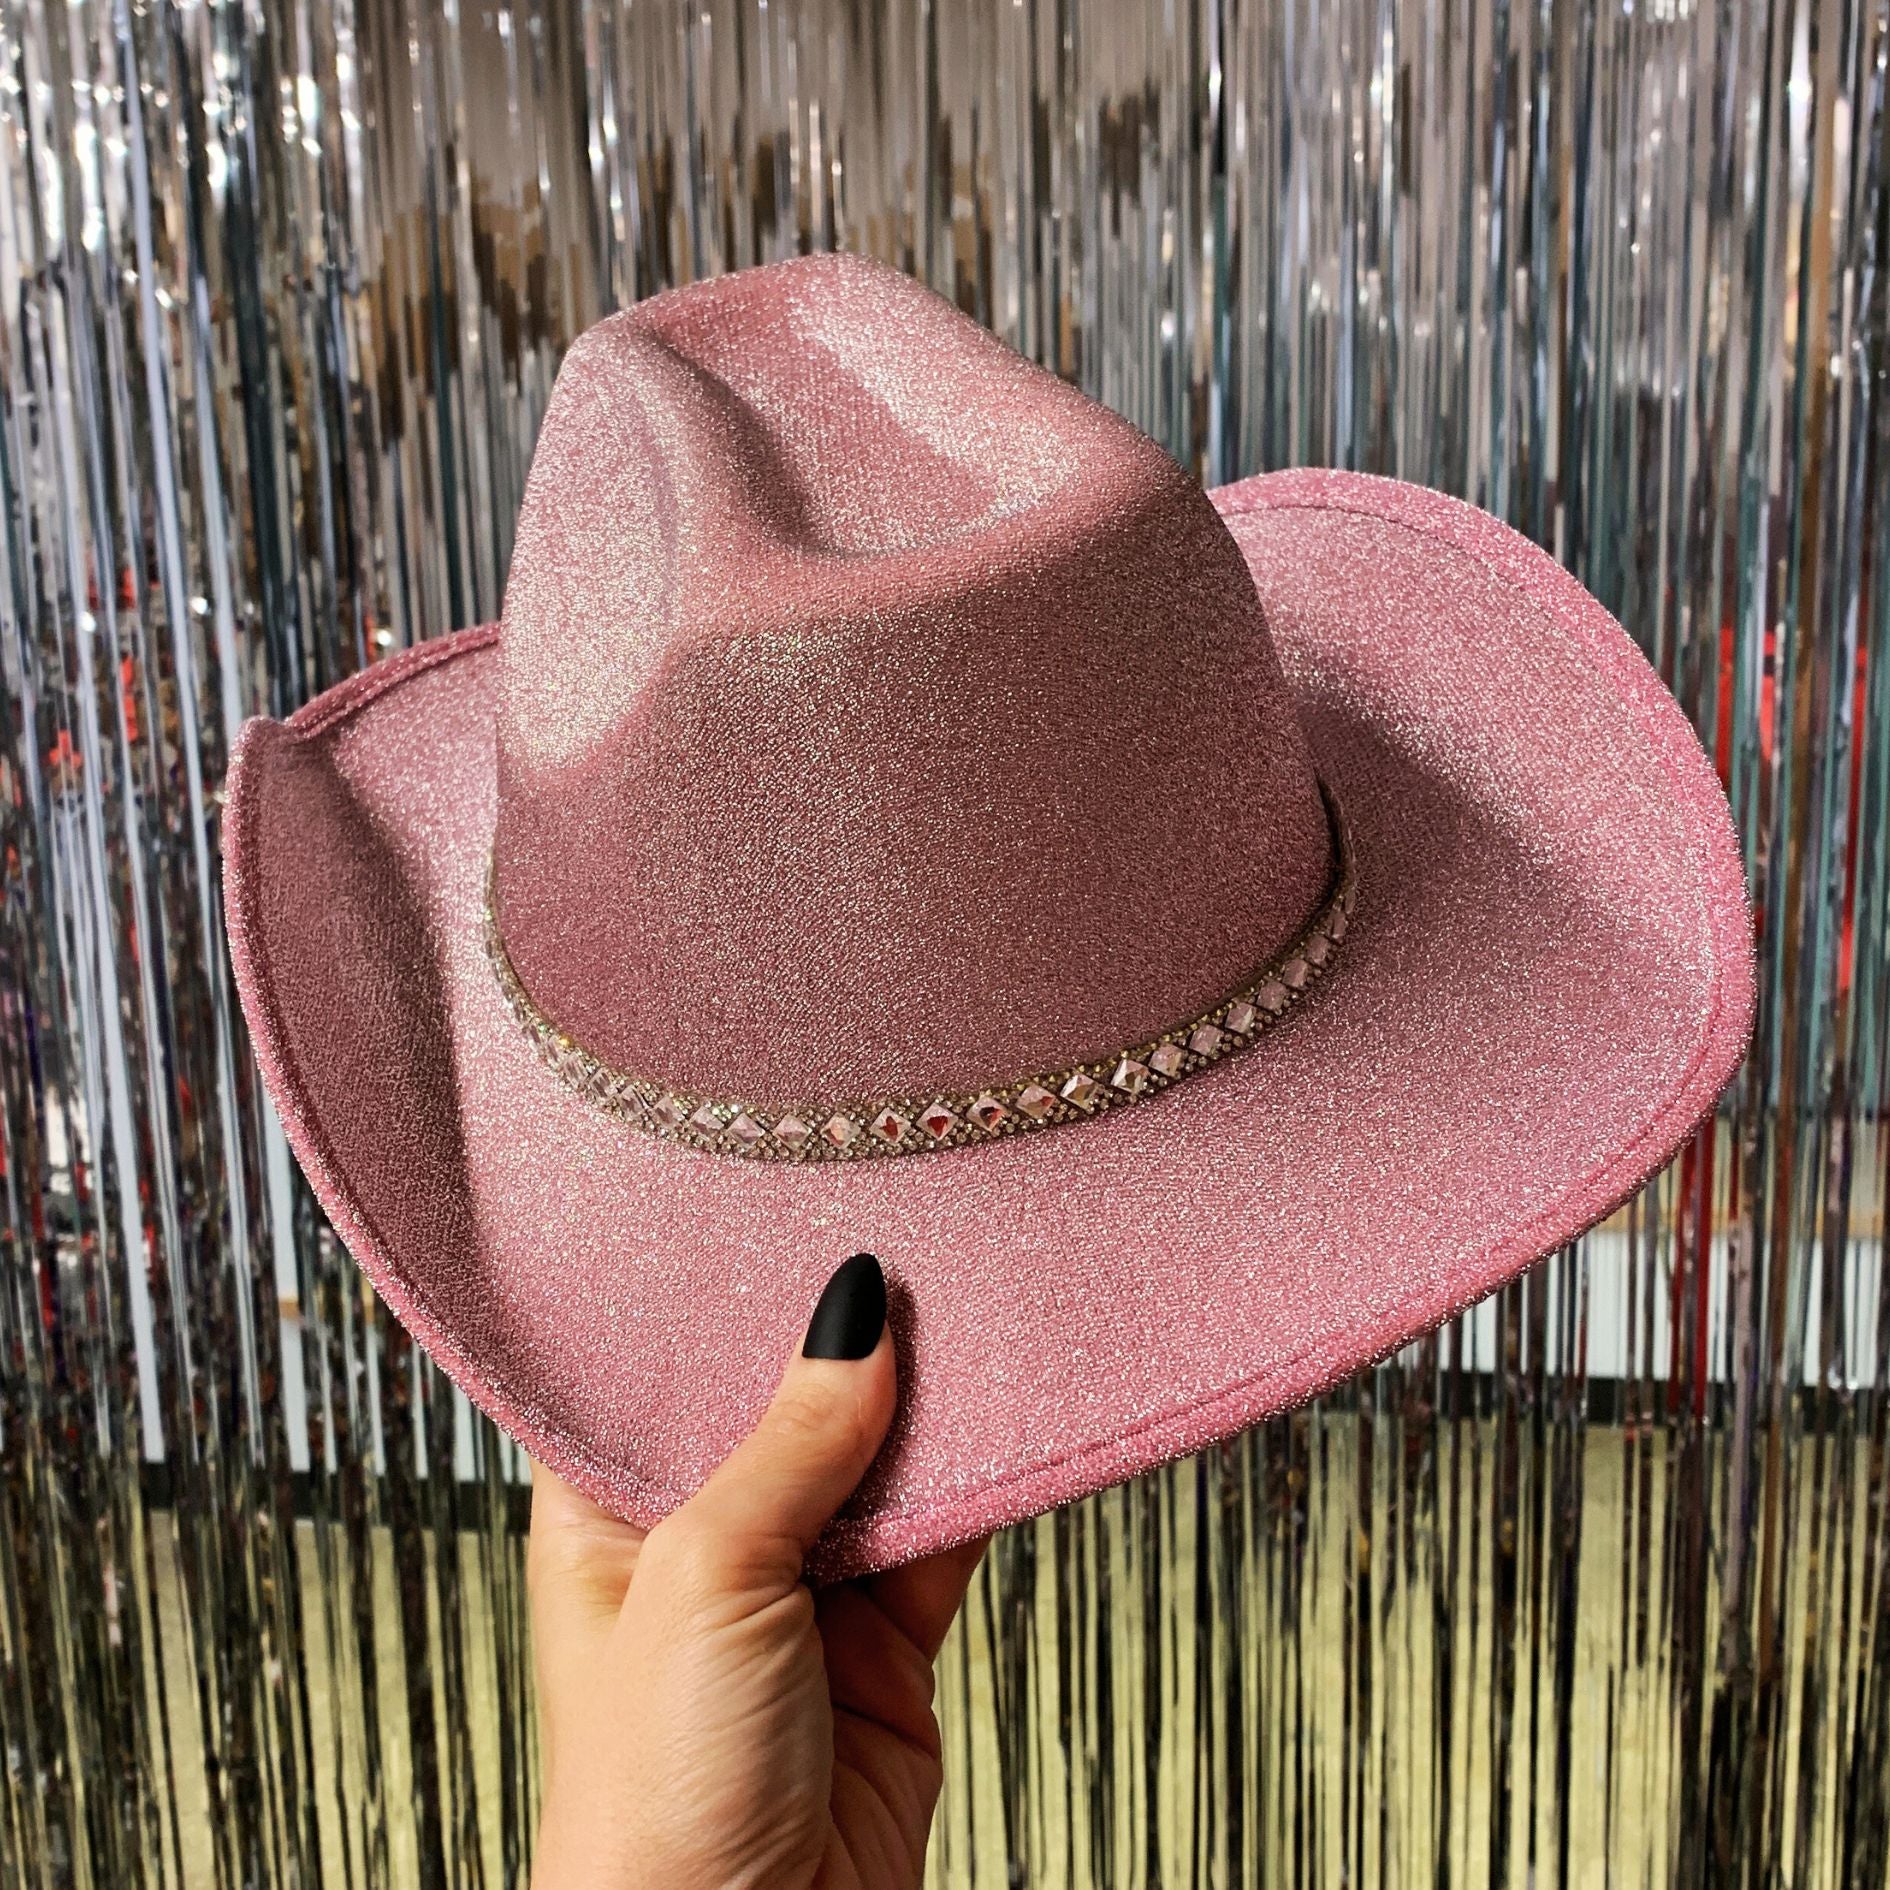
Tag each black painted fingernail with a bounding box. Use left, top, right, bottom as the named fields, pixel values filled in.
left=802, top=1252, right=886, bottom=1360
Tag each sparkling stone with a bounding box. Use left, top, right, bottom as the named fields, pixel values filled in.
left=1189, top=1024, right=1225, bottom=1057
left=1305, top=933, right=1332, bottom=965
left=651, top=1094, right=687, bottom=1129
left=919, top=1102, right=960, bottom=1141
left=773, top=1113, right=814, bottom=1149
left=1016, top=1083, right=1059, bottom=1121
left=869, top=1108, right=910, bottom=1144
left=1256, top=980, right=1291, bottom=1014
left=1284, top=957, right=1311, bottom=989
left=1148, top=1042, right=1186, bottom=1078
left=688, top=1103, right=724, bottom=1139
left=1225, top=999, right=1259, bottom=1033
left=969, top=1093, right=1010, bottom=1132
left=1328, top=909, right=1349, bottom=941
left=1060, top=1071, right=1102, bottom=1108
left=1111, top=1057, right=1150, bottom=1095
left=822, top=1113, right=862, bottom=1148
left=726, top=1112, right=766, bottom=1149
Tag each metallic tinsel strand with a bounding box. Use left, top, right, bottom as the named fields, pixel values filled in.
left=1, top=2, right=1886, bottom=1886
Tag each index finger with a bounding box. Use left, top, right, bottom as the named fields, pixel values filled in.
left=865, top=1534, right=991, bottom=1660
left=527, top=1458, right=650, bottom=1623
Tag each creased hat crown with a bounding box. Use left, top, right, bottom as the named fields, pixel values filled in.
left=490, top=253, right=1333, bottom=1103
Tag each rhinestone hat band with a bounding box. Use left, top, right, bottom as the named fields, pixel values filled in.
left=485, top=783, right=1355, bottom=1163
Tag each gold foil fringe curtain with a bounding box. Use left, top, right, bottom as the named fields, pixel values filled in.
left=1, top=1, right=1886, bottom=1886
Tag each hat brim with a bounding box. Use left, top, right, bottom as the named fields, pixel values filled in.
left=223, top=470, right=1753, bottom=1579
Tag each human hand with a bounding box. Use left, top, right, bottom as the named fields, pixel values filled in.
left=527, top=1252, right=988, bottom=1890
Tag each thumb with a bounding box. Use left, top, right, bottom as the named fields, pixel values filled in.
left=644, top=1252, right=895, bottom=1589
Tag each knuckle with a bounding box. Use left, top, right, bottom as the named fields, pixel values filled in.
left=525, top=1529, right=628, bottom=1616
left=638, top=1512, right=722, bottom=1598
left=767, top=1385, right=845, bottom=1451
left=770, top=1370, right=883, bottom=1463
left=525, top=1523, right=577, bottom=1600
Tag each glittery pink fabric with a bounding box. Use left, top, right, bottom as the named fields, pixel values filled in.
left=222, top=272, right=1754, bottom=1582
left=490, top=255, right=1330, bottom=1098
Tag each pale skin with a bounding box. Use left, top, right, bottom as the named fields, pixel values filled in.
left=527, top=1321, right=988, bottom=1889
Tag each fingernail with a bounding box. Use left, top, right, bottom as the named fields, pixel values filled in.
left=802, top=1252, right=886, bottom=1360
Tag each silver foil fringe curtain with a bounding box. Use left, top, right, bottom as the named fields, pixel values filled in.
left=3, top=1, right=1889, bottom=1885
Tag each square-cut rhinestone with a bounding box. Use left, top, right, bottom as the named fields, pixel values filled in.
left=1189, top=1024, right=1225, bottom=1057
left=1111, top=1057, right=1150, bottom=1095
left=969, top=1094, right=1009, bottom=1132
left=823, top=1113, right=862, bottom=1148
left=726, top=1111, right=766, bottom=1149
left=688, top=1103, right=723, bottom=1139
left=1305, top=934, right=1331, bottom=966
left=773, top=1113, right=814, bottom=1149
left=1016, top=1083, right=1059, bottom=1121
left=919, top=1102, right=960, bottom=1141
left=1328, top=909, right=1349, bottom=942
left=651, top=1094, right=687, bottom=1129
left=1284, top=957, right=1310, bottom=989
left=1224, top=1000, right=1259, bottom=1033
left=869, top=1108, right=910, bottom=1144
left=1148, top=1042, right=1186, bottom=1078
left=1060, top=1071, right=1102, bottom=1109
left=1255, top=981, right=1290, bottom=1014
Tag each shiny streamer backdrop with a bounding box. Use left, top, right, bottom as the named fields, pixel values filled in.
left=0, top=0, right=1886, bottom=1885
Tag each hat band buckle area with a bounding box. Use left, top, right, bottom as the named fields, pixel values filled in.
left=484, top=783, right=1356, bottom=1163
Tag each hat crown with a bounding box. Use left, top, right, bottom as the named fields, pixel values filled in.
left=491, top=254, right=1332, bottom=1103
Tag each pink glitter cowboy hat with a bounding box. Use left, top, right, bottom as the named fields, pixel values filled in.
left=223, top=253, right=1754, bottom=1577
